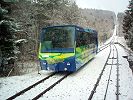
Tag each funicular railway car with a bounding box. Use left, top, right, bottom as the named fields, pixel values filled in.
left=39, top=25, right=98, bottom=72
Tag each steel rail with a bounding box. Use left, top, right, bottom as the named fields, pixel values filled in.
left=32, top=72, right=71, bottom=100
left=104, top=44, right=115, bottom=100
left=7, top=72, right=56, bottom=100
left=98, top=43, right=111, bottom=53
left=88, top=45, right=112, bottom=100
left=98, top=37, right=115, bottom=53
left=98, top=45, right=110, bottom=53
left=114, top=44, right=120, bottom=100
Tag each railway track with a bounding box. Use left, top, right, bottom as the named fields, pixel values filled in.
left=88, top=43, right=120, bottom=100
left=32, top=72, right=71, bottom=100
left=98, top=43, right=111, bottom=53
left=6, top=39, right=117, bottom=100
left=98, top=37, right=115, bottom=53
left=114, top=45, right=120, bottom=100
left=7, top=72, right=71, bottom=100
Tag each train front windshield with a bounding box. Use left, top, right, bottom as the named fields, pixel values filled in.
left=41, top=26, right=75, bottom=53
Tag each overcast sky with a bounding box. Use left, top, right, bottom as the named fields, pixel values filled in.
left=75, top=0, right=129, bottom=14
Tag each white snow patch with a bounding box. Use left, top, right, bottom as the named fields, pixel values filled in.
left=0, top=25, right=133, bottom=100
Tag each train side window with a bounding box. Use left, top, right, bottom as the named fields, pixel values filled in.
left=76, top=31, right=82, bottom=47
left=76, top=31, right=91, bottom=47
left=90, top=34, right=94, bottom=44
left=88, top=33, right=91, bottom=44
left=84, top=32, right=90, bottom=46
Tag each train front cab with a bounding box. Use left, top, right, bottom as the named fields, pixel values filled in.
left=39, top=25, right=77, bottom=72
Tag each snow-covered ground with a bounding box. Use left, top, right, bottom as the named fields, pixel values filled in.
left=0, top=26, right=133, bottom=100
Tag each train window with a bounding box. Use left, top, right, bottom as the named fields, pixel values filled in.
left=90, top=34, right=95, bottom=44
left=76, top=31, right=82, bottom=47
left=76, top=30, right=97, bottom=48
left=76, top=31, right=90, bottom=47
left=41, top=26, right=75, bottom=52
left=83, top=32, right=90, bottom=46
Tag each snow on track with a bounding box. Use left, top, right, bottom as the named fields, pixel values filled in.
left=14, top=73, right=66, bottom=100
left=38, top=47, right=110, bottom=100
left=0, top=71, right=53, bottom=100
left=0, top=37, right=133, bottom=100
left=92, top=44, right=117, bottom=100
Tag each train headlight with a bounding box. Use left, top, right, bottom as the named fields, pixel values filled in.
left=67, top=62, right=70, bottom=66
left=47, top=67, right=50, bottom=70
left=64, top=68, right=67, bottom=71
left=42, top=55, right=49, bottom=57
left=43, top=62, right=47, bottom=65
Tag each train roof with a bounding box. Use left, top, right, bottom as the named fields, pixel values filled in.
left=84, top=28, right=97, bottom=33
left=42, top=25, right=82, bottom=29
left=42, top=25, right=97, bottom=34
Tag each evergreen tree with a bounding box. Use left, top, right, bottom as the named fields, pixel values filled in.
left=123, top=0, right=133, bottom=50
left=0, top=0, right=19, bottom=74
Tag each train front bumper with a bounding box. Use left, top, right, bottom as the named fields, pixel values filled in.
left=40, top=56, right=76, bottom=72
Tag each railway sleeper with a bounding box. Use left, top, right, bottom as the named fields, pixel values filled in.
left=115, top=85, right=120, bottom=87
left=109, top=57, right=117, bottom=59
left=115, top=92, right=121, bottom=95
left=106, top=63, right=121, bottom=65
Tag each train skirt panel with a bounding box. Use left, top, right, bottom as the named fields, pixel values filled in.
left=39, top=53, right=76, bottom=72
left=39, top=46, right=97, bottom=72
